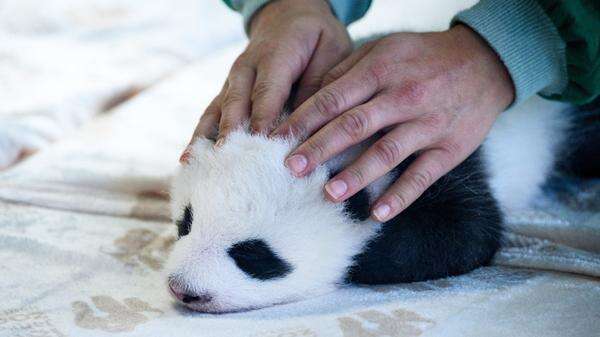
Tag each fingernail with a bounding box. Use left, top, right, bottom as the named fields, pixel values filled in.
left=285, top=154, right=307, bottom=175
left=179, top=147, right=191, bottom=164
left=214, top=138, right=225, bottom=148
left=373, top=203, right=391, bottom=222
left=325, top=180, right=347, bottom=199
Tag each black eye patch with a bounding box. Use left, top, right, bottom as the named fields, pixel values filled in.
left=176, top=204, right=193, bottom=238
left=227, top=239, right=292, bottom=280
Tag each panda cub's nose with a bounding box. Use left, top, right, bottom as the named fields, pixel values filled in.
left=168, top=280, right=212, bottom=304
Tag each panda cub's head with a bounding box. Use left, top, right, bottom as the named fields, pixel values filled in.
left=166, top=131, right=376, bottom=313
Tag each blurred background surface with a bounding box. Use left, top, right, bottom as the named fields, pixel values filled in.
left=0, top=0, right=474, bottom=169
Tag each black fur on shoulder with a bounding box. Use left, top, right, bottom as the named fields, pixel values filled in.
left=556, top=97, right=600, bottom=178
left=346, top=149, right=503, bottom=284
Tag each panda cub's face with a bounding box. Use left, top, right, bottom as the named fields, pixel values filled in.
left=166, top=132, right=376, bottom=313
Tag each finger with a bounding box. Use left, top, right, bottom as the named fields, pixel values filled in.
left=250, top=54, right=300, bottom=134
left=192, top=84, right=226, bottom=142
left=217, top=59, right=256, bottom=143
left=271, top=58, right=381, bottom=140
left=180, top=83, right=225, bottom=163
left=324, top=120, right=438, bottom=201
left=286, top=94, right=413, bottom=177
left=320, top=40, right=376, bottom=88
left=292, top=38, right=354, bottom=108
left=371, top=148, right=457, bottom=222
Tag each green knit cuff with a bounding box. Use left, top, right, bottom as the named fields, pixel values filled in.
left=453, top=0, right=567, bottom=106
left=327, top=0, right=372, bottom=26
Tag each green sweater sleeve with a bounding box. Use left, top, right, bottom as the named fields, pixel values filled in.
left=536, top=0, right=600, bottom=105
left=455, top=0, right=600, bottom=106
left=222, top=0, right=371, bottom=32
left=453, top=0, right=567, bottom=107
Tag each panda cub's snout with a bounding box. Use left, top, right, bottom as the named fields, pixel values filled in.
left=167, top=202, right=295, bottom=312
left=167, top=239, right=294, bottom=312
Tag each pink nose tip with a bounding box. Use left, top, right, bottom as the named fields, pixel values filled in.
left=168, top=282, right=186, bottom=301
left=168, top=280, right=212, bottom=304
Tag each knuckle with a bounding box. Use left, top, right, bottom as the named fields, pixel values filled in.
left=373, top=138, right=402, bottom=167
left=304, top=138, right=328, bottom=161
left=252, top=80, right=275, bottom=100
left=338, top=110, right=370, bottom=141
left=366, top=62, right=391, bottom=87
left=231, top=56, right=247, bottom=71
left=388, top=189, right=409, bottom=211
left=346, top=167, right=366, bottom=186
left=439, top=139, right=463, bottom=158
left=221, top=92, right=244, bottom=110
left=408, top=169, right=433, bottom=192
left=313, top=87, right=345, bottom=118
left=421, top=112, right=449, bottom=131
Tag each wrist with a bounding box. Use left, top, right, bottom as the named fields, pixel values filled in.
left=450, top=24, right=515, bottom=111
left=249, top=0, right=334, bottom=37
left=452, top=0, right=566, bottom=107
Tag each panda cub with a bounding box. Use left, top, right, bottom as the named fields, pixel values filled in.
left=166, top=95, right=570, bottom=313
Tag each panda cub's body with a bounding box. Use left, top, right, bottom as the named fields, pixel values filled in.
left=167, top=95, right=570, bottom=313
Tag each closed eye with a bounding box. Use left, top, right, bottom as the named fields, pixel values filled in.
left=227, top=239, right=292, bottom=280
left=176, top=204, right=193, bottom=238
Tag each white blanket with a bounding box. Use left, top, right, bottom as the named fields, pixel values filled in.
left=0, top=0, right=244, bottom=169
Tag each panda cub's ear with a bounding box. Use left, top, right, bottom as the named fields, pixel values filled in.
left=329, top=170, right=371, bottom=222
left=180, top=137, right=216, bottom=165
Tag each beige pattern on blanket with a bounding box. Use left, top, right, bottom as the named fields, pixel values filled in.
left=72, top=296, right=162, bottom=333
left=105, top=228, right=175, bottom=271
left=338, top=309, right=435, bottom=337
left=0, top=307, right=66, bottom=337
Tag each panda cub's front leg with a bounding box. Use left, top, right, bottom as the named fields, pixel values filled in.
left=342, top=150, right=503, bottom=284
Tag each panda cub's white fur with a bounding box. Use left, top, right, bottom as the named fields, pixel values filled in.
left=167, top=95, right=570, bottom=313
left=168, top=134, right=379, bottom=313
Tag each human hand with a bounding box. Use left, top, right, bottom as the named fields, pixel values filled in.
left=181, top=0, right=351, bottom=160
left=272, top=25, right=514, bottom=222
